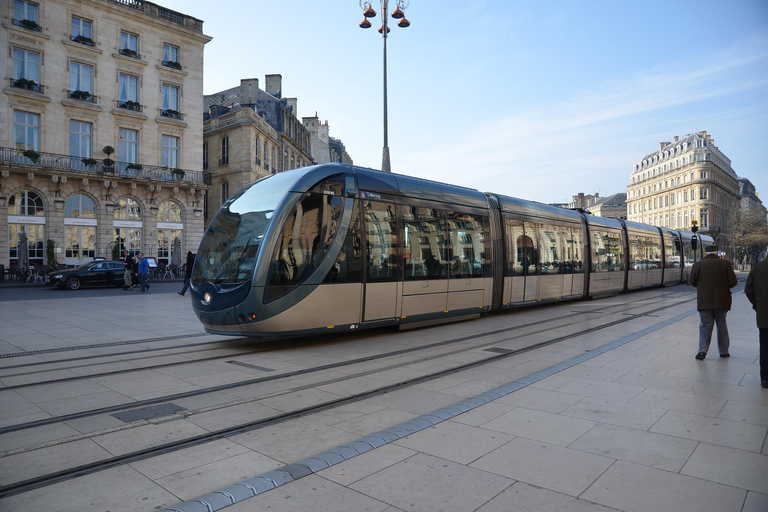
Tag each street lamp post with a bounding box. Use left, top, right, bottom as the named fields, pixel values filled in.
left=358, top=0, right=410, bottom=173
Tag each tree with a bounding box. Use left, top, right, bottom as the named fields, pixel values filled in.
left=732, top=207, right=768, bottom=266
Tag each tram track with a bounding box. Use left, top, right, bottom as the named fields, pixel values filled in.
left=0, top=289, right=690, bottom=387
left=0, top=294, right=691, bottom=435
left=0, top=293, right=698, bottom=499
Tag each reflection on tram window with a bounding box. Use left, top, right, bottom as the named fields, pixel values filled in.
left=593, top=230, right=625, bottom=272
left=447, top=212, right=489, bottom=278
left=403, top=207, right=445, bottom=280
left=629, top=235, right=662, bottom=270
left=666, top=236, right=681, bottom=268
left=266, top=176, right=345, bottom=300
left=324, top=200, right=362, bottom=283
left=571, top=227, right=584, bottom=274
left=365, top=201, right=399, bottom=282
left=538, top=224, right=561, bottom=275
left=505, top=219, right=524, bottom=276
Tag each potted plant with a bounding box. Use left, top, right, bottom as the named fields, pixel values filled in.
left=82, top=157, right=98, bottom=167
left=13, top=78, right=38, bottom=91
left=111, top=243, right=121, bottom=261
left=162, top=109, right=181, bottom=119
left=172, top=169, right=185, bottom=180
left=163, top=60, right=182, bottom=70
left=72, top=34, right=94, bottom=46
left=23, top=149, right=40, bottom=163
left=119, top=48, right=138, bottom=58
left=102, top=146, right=115, bottom=170
left=120, top=100, right=141, bottom=111
left=19, top=19, right=41, bottom=31
left=126, top=163, right=143, bottom=171
left=47, top=239, right=58, bottom=269
left=71, top=90, right=92, bottom=101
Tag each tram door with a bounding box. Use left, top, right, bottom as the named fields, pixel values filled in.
left=362, top=200, right=399, bottom=321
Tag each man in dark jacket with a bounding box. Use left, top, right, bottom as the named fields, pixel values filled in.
left=690, top=245, right=737, bottom=360
left=745, top=257, right=768, bottom=388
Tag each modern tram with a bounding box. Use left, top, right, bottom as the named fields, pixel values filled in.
left=190, top=163, right=712, bottom=337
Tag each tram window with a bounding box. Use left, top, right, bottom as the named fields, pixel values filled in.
left=265, top=175, right=345, bottom=302
left=506, top=219, right=525, bottom=276
left=571, top=227, right=584, bottom=274
left=403, top=206, right=445, bottom=280
left=562, top=228, right=573, bottom=274
left=666, top=236, right=681, bottom=268
left=365, top=201, right=399, bottom=282
left=593, top=230, right=624, bottom=272
left=523, top=222, right=540, bottom=275
left=538, top=224, right=561, bottom=275
left=448, top=212, right=489, bottom=278
left=324, top=199, right=362, bottom=283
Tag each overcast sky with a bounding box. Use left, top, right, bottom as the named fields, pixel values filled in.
left=162, top=0, right=768, bottom=205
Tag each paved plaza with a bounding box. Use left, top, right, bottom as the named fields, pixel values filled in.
left=0, top=278, right=766, bottom=512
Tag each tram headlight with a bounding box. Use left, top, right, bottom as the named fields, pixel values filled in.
left=201, top=292, right=212, bottom=305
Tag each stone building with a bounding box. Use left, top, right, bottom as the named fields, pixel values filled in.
left=627, top=131, right=740, bottom=254
left=0, top=0, right=211, bottom=270
left=302, top=114, right=353, bottom=165
left=738, top=178, right=766, bottom=216
left=588, top=193, right=627, bottom=219
left=202, top=76, right=313, bottom=223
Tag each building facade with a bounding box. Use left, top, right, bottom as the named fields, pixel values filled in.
left=0, top=0, right=211, bottom=269
left=302, top=115, right=353, bottom=165
left=627, top=131, right=740, bottom=254
left=589, top=193, right=627, bottom=219
left=202, top=76, right=314, bottom=223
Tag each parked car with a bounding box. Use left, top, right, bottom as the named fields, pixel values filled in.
left=47, top=260, right=127, bottom=290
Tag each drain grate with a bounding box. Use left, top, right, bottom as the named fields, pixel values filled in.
left=111, top=403, right=186, bottom=422
left=227, top=361, right=275, bottom=372
left=484, top=347, right=515, bottom=354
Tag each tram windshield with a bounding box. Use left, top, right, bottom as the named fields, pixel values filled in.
left=192, top=172, right=301, bottom=285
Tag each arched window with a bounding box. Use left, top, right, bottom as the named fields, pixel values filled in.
left=9, top=190, right=44, bottom=216
left=113, top=198, right=141, bottom=220
left=158, top=200, right=182, bottom=222
left=65, top=194, right=96, bottom=218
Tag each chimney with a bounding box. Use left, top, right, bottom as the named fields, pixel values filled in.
left=659, top=142, right=669, bottom=151
left=265, top=74, right=282, bottom=98
left=673, top=136, right=679, bottom=142
left=239, top=78, right=259, bottom=105
left=286, top=98, right=297, bottom=114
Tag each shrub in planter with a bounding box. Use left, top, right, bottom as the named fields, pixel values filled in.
left=82, top=157, right=98, bottom=166
left=127, top=163, right=143, bottom=170
left=23, top=149, right=40, bottom=163
left=47, top=239, right=58, bottom=268
left=119, top=48, right=138, bottom=58
left=172, top=169, right=185, bottom=179
left=73, top=35, right=94, bottom=46
left=19, top=19, right=40, bottom=31
left=71, top=90, right=92, bottom=101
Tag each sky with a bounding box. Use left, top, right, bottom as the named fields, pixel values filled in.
left=161, top=0, right=768, bottom=205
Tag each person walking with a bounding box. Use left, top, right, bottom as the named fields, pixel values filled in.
left=137, top=252, right=150, bottom=293
left=121, top=250, right=134, bottom=290
left=178, top=251, right=195, bottom=296
left=690, top=244, right=737, bottom=360
left=745, top=257, right=768, bottom=388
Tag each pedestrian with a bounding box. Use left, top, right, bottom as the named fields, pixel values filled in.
left=137, top=252, right=150, bottom=293
left=745, top=257, right=768, bottom=388
left=121, top=250, right=134, bottom=290
left=178, top=251, right=195, bottom=296
left=690, top=244, right=737, bottom=360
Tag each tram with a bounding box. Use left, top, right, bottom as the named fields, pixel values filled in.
left=190, top=163, right=713, bottom=337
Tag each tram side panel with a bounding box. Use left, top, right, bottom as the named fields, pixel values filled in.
left=586, top=219, right=626, bottom=296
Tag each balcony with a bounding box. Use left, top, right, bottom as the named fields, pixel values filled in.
left=70, top=34, right=95, bottom=47
left=116, top=100, right=143, bottom=112
left=160, top=109, right=184, bottom=120
left=69, top=90, right=97, bottom=103
left=0, top=146, right=208, bottom=185
left=9, top=78, right=44, bottom=93
left=13, top=18, right=41, bottom=32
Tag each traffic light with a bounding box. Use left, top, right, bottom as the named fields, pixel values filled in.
left=691, top=220, right=699, bottom=233
left=691, top=235, right=698, bottom=251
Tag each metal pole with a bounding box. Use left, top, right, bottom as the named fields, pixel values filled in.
left=381, top=0, right=391, bottom=173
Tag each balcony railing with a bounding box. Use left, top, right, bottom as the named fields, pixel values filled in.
left=70, top=34, right=96, bottom=47
left=69, top=90, right=97, bottom=103
left=13, top=18, right=41, bottom=32
left=116, top=100, right=143, bottom=112
left=9, top=78, right=44, bottom=93
left=119, top=48, right=141, bottom=59
left=162, top=60, right=182, bottom=70
left=0, top=147, right=207, bottom=185
left=160, top=109, right=184, bottom=120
